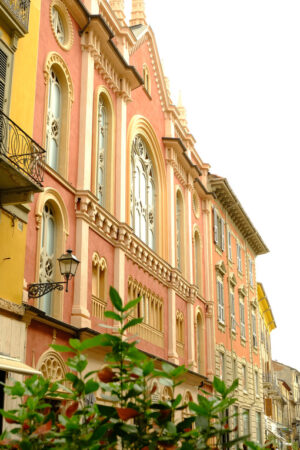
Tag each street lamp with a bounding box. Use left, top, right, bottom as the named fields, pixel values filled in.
left=28, top=249, right=80, bottom=299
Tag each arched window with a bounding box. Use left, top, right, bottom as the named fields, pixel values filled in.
left=46, top=70, right=61, bottom=171
left=96, top=95, right=108, bottom=206
left=35, top=187, right=69, bottom=320
left=43, top=52, right=74, bottom=178
left=194, top=229, right=201, bottom=289
left=39, top=203, right=56, bottom=314
left=143, top=64, right=151, bottom=95
left=52, top=7, right=65, bottom=44
left=91, top=253, right=107, bottom=319
left=176, top=189, right=184, bottom=272
left=130, top=135, right=155, bottom=249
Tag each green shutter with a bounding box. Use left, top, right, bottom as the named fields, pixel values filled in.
left=0, top=48, right=7, bottom=112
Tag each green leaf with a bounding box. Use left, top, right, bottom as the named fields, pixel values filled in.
left=166, top=421, right=177, bottom=434
left=85, top=379, right=99, bottom=394
left=109, top=287, right=123, bottom=311
left=10, top=382, right=25, bottom=397
left=226, top=378, right=239, bottom=395
left=104, top=311, right=122, bottom=321
left=51, top=344, right=73, bottom=353
left=123, top=297, right=141, bottom=312
left=170, top=366, right=186, bottom=378
left=80, top=333, right=115, bottom=351
left=172, top=394, right=182, bottom=409
left=65, top=373, right=78, bottom=383
left=213, top=376, right=226, bottom=395
left=122, top=317, right=143, bottom=332
left=127, top=347, right=146, bottom=362
left=97, top=405, right=117, bottom=417
left=142, top=360, right=154, bottom=376
left=69, top=339, right=82, bottom=350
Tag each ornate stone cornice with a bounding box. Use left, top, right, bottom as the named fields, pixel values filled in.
left=0, top=298, right=24, bottom=316
left=75, top=191, right=201, bottom=303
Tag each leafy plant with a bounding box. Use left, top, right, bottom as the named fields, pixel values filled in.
left=0, top=287, right=264, bottom=449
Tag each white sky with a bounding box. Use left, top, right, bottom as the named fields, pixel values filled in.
left=125, top=0, right=300, bottom=370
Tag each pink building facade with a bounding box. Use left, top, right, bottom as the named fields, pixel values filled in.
left=22, top=0, right=268, bottom=423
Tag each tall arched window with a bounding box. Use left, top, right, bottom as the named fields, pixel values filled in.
left=130, top=135, right=155, bottom=249
left=176, top=190, right=184, bottom=271
left=194, top=229, right=201, bottom=289
left=96, top=95, right=108, bottom=206
left=39, top=203, right=56, bottom=314
left=46, top=70, right=61, bottom=170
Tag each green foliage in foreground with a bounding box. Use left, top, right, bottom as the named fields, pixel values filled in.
left=0, top=287, right=264, bottom=449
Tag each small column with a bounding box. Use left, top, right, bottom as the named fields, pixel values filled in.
left=168, top=287, right=178, bottom=364
left=114, top=90, right=129, bottom=299
left=114, top=93, right=128, bottom=223
left=187, top=297, right=196, bottom=370
left=72, top=215, right=91, bottom=328
left=202, top=199, right=215, bottom=379
left=110, top=0, right=126, bottom=26
left=130, top=0, right=147, bottom=26
left=77, top=35, right=94, bottom=191
left=185, top=174, right=194, bottom=285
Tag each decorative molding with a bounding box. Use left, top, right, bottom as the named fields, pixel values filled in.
left=43, top=51, right=74, bottom=103
left=0, top=298, right=24, bottom=316
left=215, top=260, right=226, bottom=276
left=49, top=0, right=74, bottom=51
left=229, top=272, right=237, bottom=286
left=80, top=31, right=131, bottom=101
left=75, top=191, right=199, bottom=302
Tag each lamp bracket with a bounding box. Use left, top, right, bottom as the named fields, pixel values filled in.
left=28, top=281, right=66, bottom=299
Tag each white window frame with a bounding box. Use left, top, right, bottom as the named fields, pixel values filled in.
left=227, top=228, right=232, bottom=261
left=213, top=207, right=225, bottom=251
left=217, top=278, right=225, bottom=323
left=237, top=242, right=242, bottom=272
left=239, top=297, right=246, bottom=340
left=249, top=258, right=254, bottom=287
left=230, top=289, right=236, bottom=331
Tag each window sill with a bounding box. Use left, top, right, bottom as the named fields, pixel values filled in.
left=243, top=389, right=248, bottom=395
left=237, top=270, right=243, bottom=279
left=215, top=246, right=224, bottom=256
left=240, top=337, right=246, bottom=347
left=217, top=320, right=226, bottom=333
left=231, top=329, right=237, bottom=339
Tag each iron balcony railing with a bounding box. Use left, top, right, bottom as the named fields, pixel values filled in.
left=0, top=0, right=30, bottom=33
left=0, top=110, right=45, bottom=186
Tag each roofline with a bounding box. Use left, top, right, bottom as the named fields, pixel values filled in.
left=75, top=1, right=143, bottom=89
left=209, top=175, right=269, bottom=255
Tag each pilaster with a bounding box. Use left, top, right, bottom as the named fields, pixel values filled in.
left=77, top=39, right=94, bottom=191
left=71, top=217, right=91, bottom=328
left=167, top=287, right=178, bottom=364
left=187, top=295, right=197, bottom=371
left=114, top=94, right=128, bottom=222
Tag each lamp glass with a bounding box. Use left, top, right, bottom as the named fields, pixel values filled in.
left=58, top=250, right=80, bottom=278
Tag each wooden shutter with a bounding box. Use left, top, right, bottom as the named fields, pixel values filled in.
left=0, top=48, right=8, bottom=112
left=221, top=218, right=225, bottom=251
left=213, top=208, right=218, bottom=244
left=265, top=398, right=272, bottom=417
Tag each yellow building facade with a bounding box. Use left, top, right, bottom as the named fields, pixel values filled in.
left=0, top=0, right=44, bottom=433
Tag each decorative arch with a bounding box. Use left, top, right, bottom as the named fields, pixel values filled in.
left=34, top=188, right=69, bottom=319
left=182, top=390, right=193, bottom=418
left=92, top=86, right=115, bottom=214
left=91, top=252, right=107, bottom=320
left=43, top=52, right=74, bottom=178
left=149, top=379, right=160, bottom=403
left=37, top=350, right=67, bottom=382
left=127, top=115, right=168, bottom=260
left=195, top=306, right=205, bottom=375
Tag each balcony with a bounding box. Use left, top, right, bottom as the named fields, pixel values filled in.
left=0, top=110, right=45, bottom=204
left=0, top=0, right=30, bottom=36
